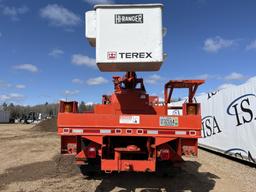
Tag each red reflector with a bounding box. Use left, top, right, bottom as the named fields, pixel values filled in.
left=136, top=129, right=143, bottom=134
left=63, top=128, right=70, bottom=133
left=189, top=130, right=196, bottom=136
left=86, top=147, right=96, bottom=158
left=160, top=149, right=170, bottom=160
left=115, top=129, right=122, bottom=134
left=158, top=130, right=175, bottom=135
left=84, top=130, right=100, bottom=133
left=126, top=129, right=132, bottom=134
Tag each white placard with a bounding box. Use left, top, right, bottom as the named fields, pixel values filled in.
left=119, top=115, right=140, bottom=124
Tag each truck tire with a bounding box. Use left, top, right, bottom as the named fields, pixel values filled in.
left=156, top=161, right=182, bottom=177
left=79, top=165, right=96, bottom=176
left=79, top=158, right=101, bottom=177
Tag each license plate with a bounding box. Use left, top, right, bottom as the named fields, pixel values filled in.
left=160, top=117, right=178, bottom=126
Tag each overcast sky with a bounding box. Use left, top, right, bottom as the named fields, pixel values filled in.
left=0, top=0, right=256, bottom=105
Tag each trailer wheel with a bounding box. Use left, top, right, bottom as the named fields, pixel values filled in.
left=79, top=165, right=96, bottom=176
left=79, top=158, right=101, bottom=177
left=156, top=161, right=182, bottom=177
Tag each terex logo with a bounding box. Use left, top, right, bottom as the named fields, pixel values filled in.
left=107, top=52, right=152, bottom=60
left=107, top=52, right=117, bottom=60
left=227, top=94, right=256, bottom=127
left=119, top=52, right=152, bottom=59
left=202, top=116, right=222, bottom=138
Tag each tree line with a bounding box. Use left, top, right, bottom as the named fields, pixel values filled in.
left=1, top=101, right=94, bottom=120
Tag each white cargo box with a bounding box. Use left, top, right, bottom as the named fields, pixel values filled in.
left=85, top=4, right=163, bottom=72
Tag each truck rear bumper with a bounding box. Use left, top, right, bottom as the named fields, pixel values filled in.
left=102, top=159, right=156, bottom=172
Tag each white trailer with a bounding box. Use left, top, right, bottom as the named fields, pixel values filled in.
left=169, top=78, right=256, bottom=164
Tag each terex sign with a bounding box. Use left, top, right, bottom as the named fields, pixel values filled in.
left=119, top=52, right=152, bottom=59
left=107, top=52, right=152, bottom=60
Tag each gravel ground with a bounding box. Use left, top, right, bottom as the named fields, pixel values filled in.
left=0, top=122, right=255, bottom=192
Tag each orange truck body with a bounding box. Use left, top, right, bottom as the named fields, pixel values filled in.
left=57, top=73, right=204, bottom=174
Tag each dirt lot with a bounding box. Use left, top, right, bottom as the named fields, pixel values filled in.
left=0, top=122, right=255, bottom=192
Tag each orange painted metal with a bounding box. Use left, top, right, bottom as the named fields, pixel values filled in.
left=58, top=113, right=201, bottom=130
left=164, top=80, right=205, bottom=114
left=101, top=159, right=156, bottom=172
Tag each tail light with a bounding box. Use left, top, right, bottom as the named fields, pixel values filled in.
left=159, top=149, right=170, bottom=160
left=86, top=147, right=96, bottom=158
left=189, top=130, right=196, bottom=136
left=63, top=128, right=70, bottom=133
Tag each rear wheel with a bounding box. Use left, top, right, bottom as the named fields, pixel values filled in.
left=79, top=158, right=101, bottom=176
left=79, top=165, right=96, bottom=176
left=156, top=161, right=182, bottom=177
